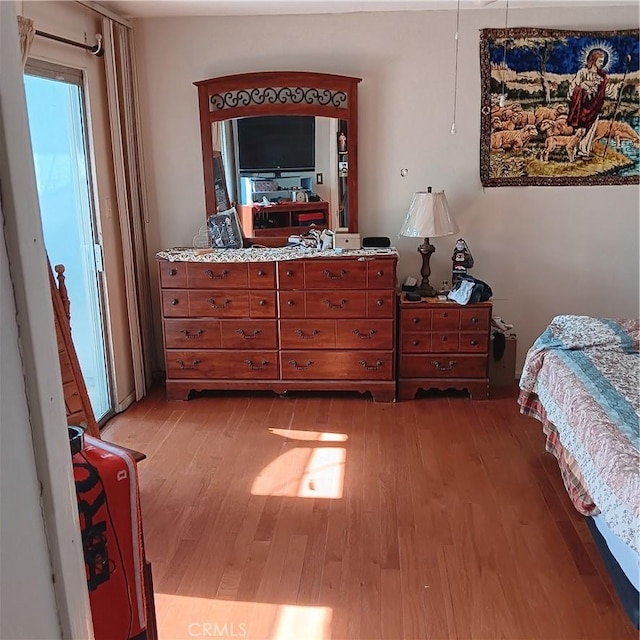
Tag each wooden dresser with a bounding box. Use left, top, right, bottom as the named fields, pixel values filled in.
left=397, top=295, right=492, bottom=400
left=158, top=249, right=397, bottom=402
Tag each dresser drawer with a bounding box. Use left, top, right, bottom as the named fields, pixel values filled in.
left=220, top=320, right=278, bottom=349
left=282, top=350, right=393, bottom=380
left=367, top=260, right=396, bottom=289
left=188, top=291, right=250, bottom=317
left=166, top=349, right=278, bottom=379
left=249, top=262, right=276, bottom=289
left=367, top=291, right=394, bottom=318
left=187, top=262, right=248, bottom=288
left=305, top=291, right=366, bottom=318
left=304, top=259, right=366, bottom=289
left=249, top=291, right=277, bottom=318
left=279, top=291, right=307, bottom=318
left=399, top=354, right=487, bottom=378
left=336, top=320, right=394, bottom=349
left=460, top=307, right=491, bottom=331
left=278, top=262, right=304, bottom=289
left=162, top=290, right=189, bottom=317
left=280, top=320, right=336, bottom=349
left=401, top=309, right=431, bottom=331
left=460, top=332, right=489, bottom=353
left=159, top=261, right=187, bottom=288
left=164, top=318, right=221, bottom=348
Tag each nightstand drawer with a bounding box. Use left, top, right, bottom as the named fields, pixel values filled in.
left=431, top=308, right=459, bottom=330
left=430, top=332, right=459, bottom=352
left=402, top=333, right=431, bottom=353
left=399, top=354, right=487, bottom=378
left=460, top=332, right=489, bottom=353
left=460, top=308, right=491, bottom=331
left=401, top=309, right=432, bottom=331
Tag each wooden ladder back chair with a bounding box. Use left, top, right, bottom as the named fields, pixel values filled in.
left=49, top=261, right=101, bottom=439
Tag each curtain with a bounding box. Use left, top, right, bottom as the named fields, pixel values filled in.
left=102, top=18, right=154, bottom=400
left=17, top=15, right=35, bottom=67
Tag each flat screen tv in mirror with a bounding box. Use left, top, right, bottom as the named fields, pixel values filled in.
left=236, top=115, right=315, bottom=173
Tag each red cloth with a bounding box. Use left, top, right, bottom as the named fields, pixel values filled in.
left=73, top=436, right=147, bottom=640
left=567, top=69, right=608, bottom=131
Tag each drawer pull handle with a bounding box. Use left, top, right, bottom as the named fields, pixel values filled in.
left=376, top=270, right=384, bottom=277
left=207, top=298, right=231, bottom=309
left=170, top=298, right=179, bottom=306
left=286, top=270, right=294, bottom=277
left=180, top=329, right=204, bottom=339
left=289, top=359, right=313, bottom=370
left=236, top=329, right=261, bottom=339
left=204, top=268, right=229, bottom=280
left=432, top=360, right=457, bottom=371
left=176, top=359, right=200, bottom=370
left=352, top=328, right=377, bottom=339
left=169, top=268, right=178, bottom=276
left=376, top=299, right=384, bottom=307
left=441, top=336, right=448, bottom=342
left=287, top=299, right=295, bottom=306
left=359, top=359, right=384, bottom=371
left=412, top=339, right=419, bottom=346
left=295, top=329, right=320, bottom=340
left=442, top=312, right=449, bottom=318
left=244, top=359, right=268, bottom=370
left=412, top=317, right=420, bottom=324
left=257, top=270, right=266, bottom=276
left=258, top=299, right=266, bottom=306
left=323, top=299, right=347, bottom=310
left=471, top=317, right=479, bottom=324
left=470, top=340, right=478, bottom=346
left=323, top=268, right=347, bottom=280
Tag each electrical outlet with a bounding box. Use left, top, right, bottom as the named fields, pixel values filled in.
left=316, top=172, right=323, bottom=185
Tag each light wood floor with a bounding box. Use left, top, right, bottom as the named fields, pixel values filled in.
left=103, top=386, right=636, bottom=640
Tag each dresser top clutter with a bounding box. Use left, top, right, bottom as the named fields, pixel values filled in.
left=156, top=246, right=399, bottom=263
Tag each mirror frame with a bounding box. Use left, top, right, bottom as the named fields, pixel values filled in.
left=194, top=71, right=362, bottom=241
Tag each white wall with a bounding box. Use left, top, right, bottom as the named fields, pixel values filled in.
left=134, top=5, right=639, bottom=371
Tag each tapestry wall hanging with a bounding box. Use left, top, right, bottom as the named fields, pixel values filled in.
left=480, top=28, right=639, bottom=187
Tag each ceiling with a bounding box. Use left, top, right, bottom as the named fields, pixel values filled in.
left=98, top=0, right=635, bottom=19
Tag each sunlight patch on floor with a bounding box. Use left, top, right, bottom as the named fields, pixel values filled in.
left=252, top=431, right=346, bottom=498
left=154, top=593, right=332, bottom=639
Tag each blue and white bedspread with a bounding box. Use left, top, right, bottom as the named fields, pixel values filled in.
left=519, top=315, right=640, bottom=554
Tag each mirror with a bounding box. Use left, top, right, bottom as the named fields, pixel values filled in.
left=195, top=72, right=361, bottom=245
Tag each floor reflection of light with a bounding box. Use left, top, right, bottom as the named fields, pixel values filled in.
left=252, top=429, right=346, bottom=499
left=154, top=594, right=332, bottom=640
left=273, top=605, right=333, bottom=640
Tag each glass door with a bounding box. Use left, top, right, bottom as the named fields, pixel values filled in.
left=24, top=61, right=113, bottom=423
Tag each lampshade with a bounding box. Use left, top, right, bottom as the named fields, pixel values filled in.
left=399, top=190, right=459, bottom=239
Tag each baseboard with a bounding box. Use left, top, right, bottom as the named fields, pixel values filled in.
left=116, top=390, right=136, bottom=413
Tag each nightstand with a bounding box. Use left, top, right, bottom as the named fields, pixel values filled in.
left=397, top=294, right=492, bottom=400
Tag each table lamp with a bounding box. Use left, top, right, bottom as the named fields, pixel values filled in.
left=399, top=187, right=459, bottom=297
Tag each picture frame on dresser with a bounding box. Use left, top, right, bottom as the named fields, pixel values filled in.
left=207, top=207, right=243, bottom=248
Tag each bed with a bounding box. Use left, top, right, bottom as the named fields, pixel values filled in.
left=517, top=315, right=639, bottom=627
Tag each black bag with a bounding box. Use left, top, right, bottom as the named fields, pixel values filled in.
left=454, top=275, right=493, bottom=302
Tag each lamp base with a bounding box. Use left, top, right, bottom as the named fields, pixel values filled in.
left=417, top=237, right=437, bottom=299
left=415, top=284, right=437, bottom=298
